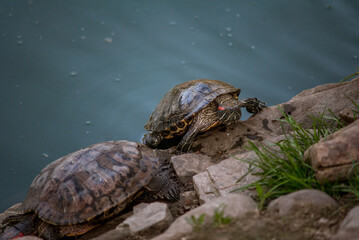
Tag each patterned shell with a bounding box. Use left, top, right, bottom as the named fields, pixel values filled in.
left=145, top=79, right=240, bottom=131
left=18, top=141, right=159, bottom=225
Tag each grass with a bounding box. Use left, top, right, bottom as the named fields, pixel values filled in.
left=212, top=204, right=232, bottom=228
left=236, top=103, right=359, bottom=209
left=186, top=204, right=232, bottom=231
left=186, top=214, right=206, bottom=232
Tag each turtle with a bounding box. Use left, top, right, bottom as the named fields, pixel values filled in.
left=0, top=140, right=180, bottom=240
left=143, top=79, right=266, bottom=152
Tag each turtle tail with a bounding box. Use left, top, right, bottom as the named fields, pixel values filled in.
left=0, top=213, right=36, bottom=240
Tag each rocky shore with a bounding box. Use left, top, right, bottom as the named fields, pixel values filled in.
left=1, top=77, right=359, bottom=240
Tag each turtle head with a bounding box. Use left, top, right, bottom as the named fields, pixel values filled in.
left=216, top=93, right=242, bottom=125
left=143, top=132, right=162, bottom=148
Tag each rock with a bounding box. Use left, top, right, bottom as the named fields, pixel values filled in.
left=120, top=202, right=173, bottom=234
left=133, top=202, right=149, bottom=215
left=207, top=151, right=259, bottom=197
left=170, top=153, right=214, bottom=181
left=267, top=189, right=339, bottom=216
left=339, top=206, right=359, bottom=229
left=332, top=206, right=359, bottom=240
left=151, top=194, right=259, bottom=240
left=193, top=171, right=218, bottom=204
left=304, top=119, right=359, bottom=183
left=193, top=151, right=260, bottom=203
left=91, top=225, right=132, bottom=240
left=191, top=77, right=359, bottom=158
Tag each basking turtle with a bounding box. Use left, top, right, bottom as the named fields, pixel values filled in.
left=143, top=79, right=266, bottom=152
left=0, top=141, right=180, bottom=240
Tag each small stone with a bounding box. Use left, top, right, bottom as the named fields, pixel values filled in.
left=171, top=153, right=214, bottom=181
left=121, top=202, right=172, bottom=234
left=318, top=217, right=329, bottom=225
left=180, top=191, right=199, bottom=207
left=267, top=189, right=339, bottom=216
left=152, top=194, right=258, bottom=240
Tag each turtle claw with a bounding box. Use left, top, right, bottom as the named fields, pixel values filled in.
left=239, top=98, right=266, bottom=114
left=165, top=184, right=181, bottom=202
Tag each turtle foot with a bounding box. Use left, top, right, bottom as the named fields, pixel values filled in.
left=239, top=98, right=266, bottom=114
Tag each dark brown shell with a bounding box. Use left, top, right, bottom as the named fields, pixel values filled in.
left=145, top=79, right=240, bottom=131
left=18, top=141, right=159, bottom=225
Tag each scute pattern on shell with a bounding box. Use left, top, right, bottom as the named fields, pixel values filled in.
left=145, top=79, right=239, bottom=132
left=19, top=140, right=159, bottom=225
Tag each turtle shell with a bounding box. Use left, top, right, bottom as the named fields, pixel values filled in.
left=18, top=140, right=159, bottom=225
left=145, top=79, right=240, bottom=132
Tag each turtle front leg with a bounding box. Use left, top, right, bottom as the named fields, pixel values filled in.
left=238, top=98, right=266, bottom=114
left=178, top=108, right=219, bottom=153
left=177, top=124, right=202, bottom=153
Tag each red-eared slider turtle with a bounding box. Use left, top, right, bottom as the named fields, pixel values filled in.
left=143, top=79, right=266, bottom=152
left=0, top=141, right=180, bottom=240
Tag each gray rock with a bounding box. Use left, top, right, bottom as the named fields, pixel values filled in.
left=340, top=206, right=359, bottom=229
left=171, top=153, right=214, bottom=181
left=151, top=194, right=259, bottom=240
left=133, top=202, right=149, bottom=215
left=207, top=151, right=259, bottom=197
left=267, top=189, right=339, bottom=216
left=193, top=151, right=260, bottom=203
left=331, top=206, right=359, bottom=240
left=91, top=225, right=132, bottom=240
left=121, top=202, right=173, bottom=234
left=193, top=171, right=218, bottom=204
left=304, top=119, right=359, bottom=183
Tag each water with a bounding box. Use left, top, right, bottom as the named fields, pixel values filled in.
left=0, top=0, right=358, bottom=212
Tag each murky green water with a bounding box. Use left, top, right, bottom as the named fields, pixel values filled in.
left=0, top=0, right=358, bottom=212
